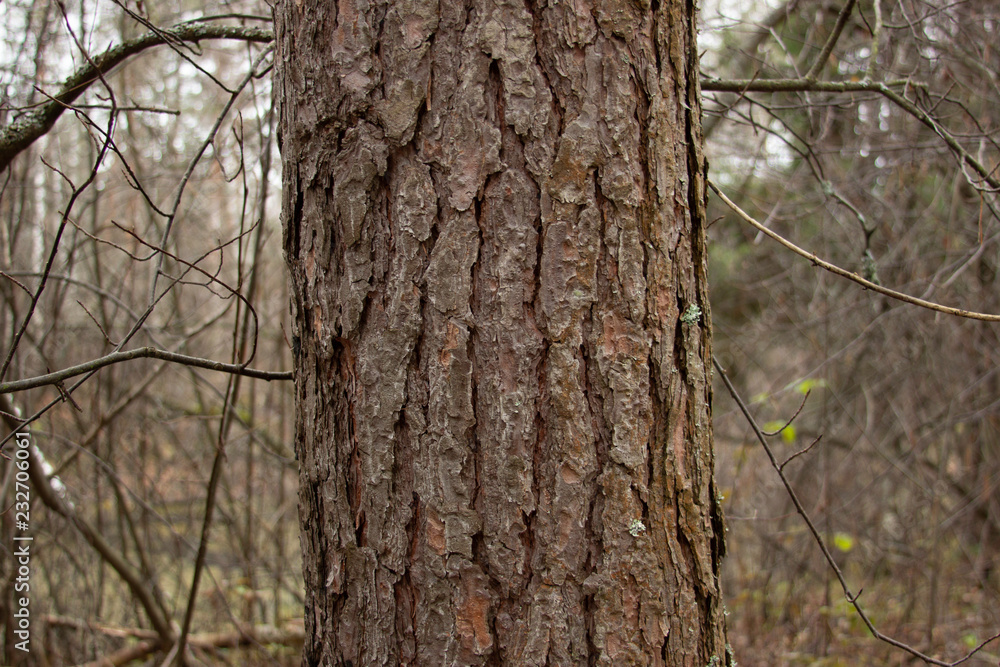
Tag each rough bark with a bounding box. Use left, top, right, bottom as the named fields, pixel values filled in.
left=275, top=0, right=729, bottom=664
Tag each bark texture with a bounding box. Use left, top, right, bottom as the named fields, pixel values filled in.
left=275, top=0, right=729, bottom=664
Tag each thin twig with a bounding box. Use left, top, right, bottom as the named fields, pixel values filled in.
left=780, top=435, right=823, bottom=472
left=865, top=0, right=883, bottom=82
left=762, top=390, right=811, bottom=436
left=700, top=79, right=1000, bottom=192
left=147, top=46, right=274, bottom=306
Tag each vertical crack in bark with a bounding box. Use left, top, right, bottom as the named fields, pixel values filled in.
left=524, top=0, right=565, bottom=141
left=395, top=492, right=419, bottom=664
left=469, top=187, right=484, bottom=530
left=650, top=0, right=663, bottom=78
left=289, top=179, right=304, bottom=258
left=579, top=302, right=603, bottom=666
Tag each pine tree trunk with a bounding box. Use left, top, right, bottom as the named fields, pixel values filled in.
left=275, top=0, right=729, bottom=664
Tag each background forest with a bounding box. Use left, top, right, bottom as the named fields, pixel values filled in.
left=1, top=0, right=998, bottom=665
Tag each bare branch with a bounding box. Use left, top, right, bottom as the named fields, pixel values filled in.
left=700, top=79, right=1000, bottom=192
left=147, top=46, right=274, bottom=311
left=701, top=77, right=915, bottom=93
left=0, top=347, right=292, bottom=395
left=709, top=180, right=1000, bottom=321
left=865, top=0, right=882, bottom=82
left=779, top=435, right=823, bottom=472
left=700, top=0, right=806, bottom=138
left=0, top=23, right=273, bottom=172
left=0, top=394, right=175, bottom=644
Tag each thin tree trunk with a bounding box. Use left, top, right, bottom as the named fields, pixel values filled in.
left=275, top=0, right=729, bottom=664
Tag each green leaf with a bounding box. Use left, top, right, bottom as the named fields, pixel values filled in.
left=795, top=378, right=827, bottom=394
left=781, top=425, right=797, bottom=443
left=833, top=532, right=855, bottom=553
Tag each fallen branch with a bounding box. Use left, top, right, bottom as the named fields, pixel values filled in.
left=52, top=614, right=305, bottom=667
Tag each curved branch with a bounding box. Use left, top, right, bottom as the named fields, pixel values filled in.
left=0, top=347, right=292, bottom=395
left=709, top=180, right=1000, bottom=321
left=0, top=23, right=273, bottom=172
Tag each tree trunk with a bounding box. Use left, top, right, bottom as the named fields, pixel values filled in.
left=275, top=0, right=729, bottom=664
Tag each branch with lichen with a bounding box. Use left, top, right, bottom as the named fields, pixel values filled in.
left=0, top=22, right=273, bottom=172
